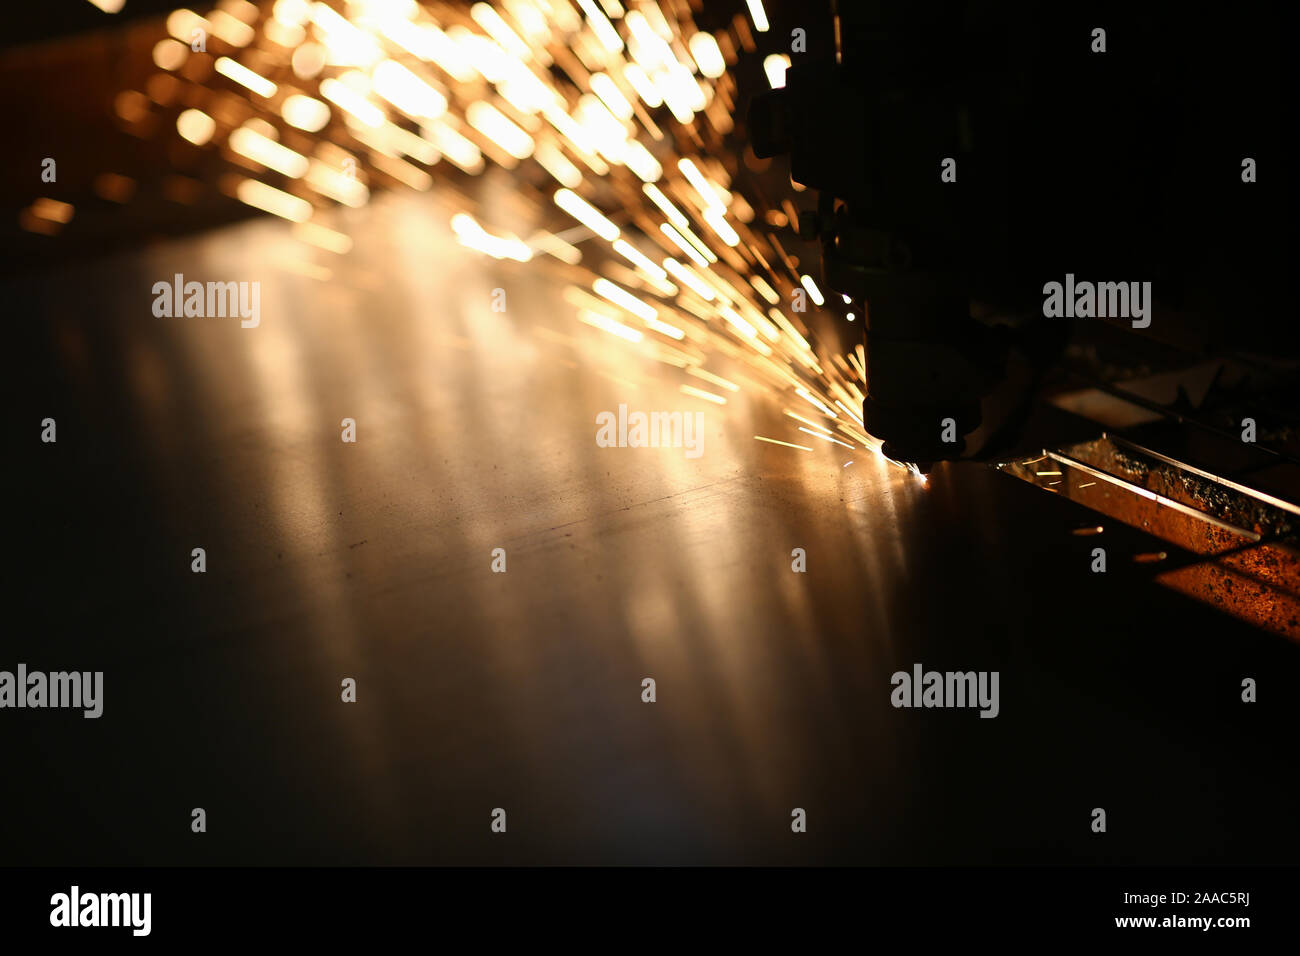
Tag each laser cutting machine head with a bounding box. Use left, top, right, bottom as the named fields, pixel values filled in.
left=748, top=0, right=1291, bottom=471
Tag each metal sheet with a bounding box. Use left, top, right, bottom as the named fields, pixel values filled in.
left=4, top=191, right=1299, bottom=865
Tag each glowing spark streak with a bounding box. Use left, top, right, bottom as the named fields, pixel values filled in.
left=795, top=387, right=837, bottom=418
left=450, top=213, right=532, bottom=261
left=624, top=11, right=672, bottom=66
left=466, top=102, right=535, bottom=160
left=623, top=141, right=663, bottom=183
left=235, top=179, right=312, bottom=222
left=623, top=65, right=663, bottom=107
left=273, top=0, right=310, bottom=27
left=305, top=161, right=368, bottom=206
left=750, top=276, right=779, bottom=305
left=535, top=143, right=583, bottom=188
left=30, top=198, right=74, bottom=223
left=754, top=436, right=812, bottom=451
left=838, top=423, right=871, bottom=446
left=687, top=368, right=741, bottom=392
left=593, top=278, right=657, bottom=321
left=689, top=32, right=726, bottom=79
left=643, top=184, right=690, bottom=229
left=612, top=240, right=668, bottom=281
left=281, top=94, right=331, bottom=132
left=575, top=0, right=623, bottom=52
left=800, top=427, right=854, bottom=449
left=528, top=231, right=583, bottom=265
left=763, top=54, right=790, bottom=89
left=309, top=3, right=382, bottom=65
left=702, top=208, right=740, bottom=247
left=384, top=20, right=475, bottom=82
left=834, top=399, right=865, bottom=426
left=167, top=10, right=210, bottom=43
left=800, top=274, right=826, bottom=306
left=293, top=221, right=352, bottom=254
left=680, top=385, right=727, bottom=405
left=229, top=127, right=309, bottom=178
left=471, top=3, right=534, bottom=61
left=424, top=123, right=483, bottom=174
left=662, top=258, right=715, bottom=299
left=209, top=10, right=255, bottom=47
left=214, top=57, right=277, bottom=98
left=579, top=309, right=643, bottom=342
left=554, top=189, right=620, bottom=240
left=674, top=221, right=717, bottom=263
left=320, top=77, right=383, bottom=126
left=368, top=124, right=438, bottom=165
left=543, top=106, right=604, bottom=167
left=719, top=305, right=758, bottom=339
left=176, top=109, right=216, bottom=145
left=590, top=73, right=634, bottom=121
left=746, top=0, right=771, bottom=32
left=678, top=158, right=726, bottom=213
left=644, top=317, right=686, bottom=340
left=768, top=309, right=812, bottom=352
left=503, top=0, right=549, bottom=40
left=660, top=224, right=708, bottom=267
left=372, top=60, right=447, bottom=120
left=783, top=409, right=831, bottom=433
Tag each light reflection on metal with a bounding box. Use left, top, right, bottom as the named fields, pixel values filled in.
left=1001, top=437, right=1300, bottom=639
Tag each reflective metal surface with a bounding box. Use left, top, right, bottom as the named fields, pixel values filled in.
left=5, top=190, right=1298, bottom=864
